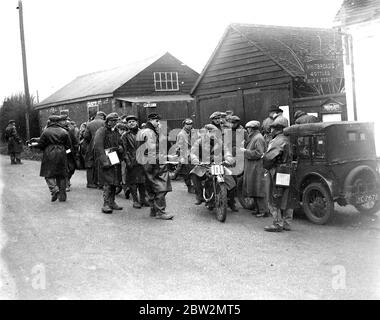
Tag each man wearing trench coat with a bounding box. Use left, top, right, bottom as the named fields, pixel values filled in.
left=137, top=113, right=173, bottom=220
left=241, top=120, right=268, bottom=217
left=33, top=115, right=71, bottom=202
left=5, top=120, right=23, bottom=164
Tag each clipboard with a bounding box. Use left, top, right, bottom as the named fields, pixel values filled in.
left=276, top=173, right=290, bottom=186
left=105, top=149, right=120, bottom=165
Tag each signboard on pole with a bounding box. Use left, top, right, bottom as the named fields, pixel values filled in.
left=305, top=59, right=337, bottom=84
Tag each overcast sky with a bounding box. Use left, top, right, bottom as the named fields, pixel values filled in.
left=0, top=0, right=343, bottom=103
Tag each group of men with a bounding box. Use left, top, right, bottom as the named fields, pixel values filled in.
left=11, top=103, right=319, bottom=232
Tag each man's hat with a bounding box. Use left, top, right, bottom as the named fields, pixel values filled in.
left=245, top=120, right=260, bottom=129
left=294, top=110, right=306, bottom=119
left=48, top=115, right=61, bottom=122
left=230, top=115, right=241, bottom=123
left=147, top=113, right=161, bottom=120
left=182, top=118, right=193, bottom=125
left=204, top=123, right=218, bottom=131
left=209, top=111, right=221, bottom=120
left=125, top=115, right=138, bottom=122
left=59, top=114, right=68, bottom=121
left=219, top=112, right=227, bottom=118
left=96, top=111, right=107, bottom=119
left=270, top=115, right=288, bottom=128
left=269, top=105, right=283, bottom=113
left=105, top=112, right=119, bottom=122
left=8, top=119, right=16, bottom=124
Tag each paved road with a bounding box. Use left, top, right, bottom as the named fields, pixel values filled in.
left=0, top=155, right=380, bottom=299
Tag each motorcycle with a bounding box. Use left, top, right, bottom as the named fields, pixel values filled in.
left=197, top=162, right=234, bottom=223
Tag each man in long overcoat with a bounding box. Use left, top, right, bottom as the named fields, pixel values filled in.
left=121, top=115, right=149, bottom=209
left=33, top=115, right=71, bottom=202
left=262, top=116, right=294, bottom=232
left=171, top=118, right=195, bottom=193
left=5, top=120, right=23, bottom=164
left=83, top=111, right=106, bottom=188
left=94, top=112, right=124, bottom=214
left=240, top=120, right=268, bottom=217
left=137, top=113, right=173, bottom=220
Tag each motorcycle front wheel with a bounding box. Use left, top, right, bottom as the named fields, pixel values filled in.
left=215, top=182, right=228, bottom=222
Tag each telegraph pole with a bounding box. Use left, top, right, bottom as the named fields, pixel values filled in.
left=17, top=0, right=31, bottom=140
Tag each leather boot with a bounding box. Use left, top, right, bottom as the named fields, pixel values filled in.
left=137, top=184, right=149, bottom=207
left=130, top=185, right=141, bottom=208
left=102, top=186, right=113, bottom=214
left=58, top=177, right=67, bottom=202
left=109, top=185, right=123, bottom=210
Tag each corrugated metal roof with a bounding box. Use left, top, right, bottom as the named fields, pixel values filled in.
left=38, top=53, right=164, bottom=107
left=116, top=95, right=193, bottom=103
left=191, top=23, right=343, bottom=94
left=334, top=0, right=380, bottom=26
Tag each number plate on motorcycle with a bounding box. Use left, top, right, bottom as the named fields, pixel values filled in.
left=211, top=165, right=224, bottom=175
left=355, top=193, right=378, bottom=204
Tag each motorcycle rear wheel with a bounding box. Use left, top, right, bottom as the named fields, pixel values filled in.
left=215, top=182, right=228, bottom=222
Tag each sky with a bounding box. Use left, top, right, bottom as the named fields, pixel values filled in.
left=0, top=0, right=344, bottom=103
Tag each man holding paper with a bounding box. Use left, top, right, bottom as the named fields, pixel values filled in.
left=262, top=116, right=294, bottom=232
left=94, top=112, right=124, bottom=214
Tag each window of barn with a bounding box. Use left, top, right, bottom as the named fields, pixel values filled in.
left=153, top=72, right=179, bottom=91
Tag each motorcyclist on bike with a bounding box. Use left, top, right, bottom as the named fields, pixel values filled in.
left=189, top=124, right=238, bottom=211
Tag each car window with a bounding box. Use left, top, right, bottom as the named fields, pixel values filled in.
left=297, top=136, right=311, bottom=159
left=312, top=135, right=326, bottom=159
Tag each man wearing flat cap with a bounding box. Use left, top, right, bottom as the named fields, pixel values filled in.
left=121, top=115, right=149, bottom=208
left=171, top=118, right=195, bottom=193
left=240, top=120, right=268, bottom=217
left=262, top=115, right=294, bottom=232
left=32, top=114, right=72, bottom=202
left=262, top=105, right=283, bottom=147
left=137, top=113, right=173, bottom=220
left=83, top=111, right=106, bottom=188
left=94, top=112, right=124, bottom=214
left=5, top=120, right=23, bottom=164
left=294, top=110, right=318, bottom=124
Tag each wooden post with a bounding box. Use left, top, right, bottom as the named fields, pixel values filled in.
left=17, top=0, right=31, bottom=140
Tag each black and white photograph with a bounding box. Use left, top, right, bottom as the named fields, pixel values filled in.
left=0, top=0, right=379, bottom=303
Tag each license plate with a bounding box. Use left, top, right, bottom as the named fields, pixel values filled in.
left=211, top=165, right=224, bottom=175
left=355, top=193, right=378, bottom=204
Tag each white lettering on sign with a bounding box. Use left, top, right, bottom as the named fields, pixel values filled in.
left=87, top=100, right=103, bottom=108
left=143, top=102, right=157, bottom=108
left=323, top=103, right=341, bottom=112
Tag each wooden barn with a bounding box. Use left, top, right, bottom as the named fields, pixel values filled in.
left=191, top=23, right=346, bottom=126
left=36, top=52, right=199, bottom=131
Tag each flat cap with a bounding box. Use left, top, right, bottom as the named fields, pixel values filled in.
left=8, top=119, right=16, bottom=124
left=294, top=110, right=306, bottom=119
left=105, top=112, right=119, bottom=121
left=269, top=105, right=283, bottom=113
left=96, top=111, right=107, bottom=119
left=204, top=123, right=218, bottom=131
left=48, top=115, right=62, bottom=122
left=182, top=118, right=193, bottom=125
left=270, top=115, right=289, bottom=128
left=209, top=111, right=221, bottom=119
left=147, top=113, right=161, bottom=120
left=125, top=115, right=138, bottom=122
left=245, top=120, right=261, bottom=129
left=230, top=115, right=241, bottom=123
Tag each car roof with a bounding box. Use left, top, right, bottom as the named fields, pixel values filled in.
left=284, top=121, right=374, bottom=136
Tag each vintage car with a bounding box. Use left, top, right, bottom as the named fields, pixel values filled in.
left=284, top=121, right=380, bottom=224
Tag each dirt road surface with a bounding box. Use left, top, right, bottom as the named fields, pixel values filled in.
left=1, top=155, right=379, bottom=299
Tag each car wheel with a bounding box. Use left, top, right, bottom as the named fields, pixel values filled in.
left=352, top=176, right=380, bottom=215
left=302, top=182, right=334, bottom=225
